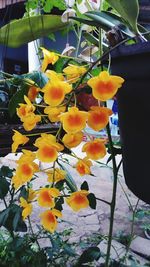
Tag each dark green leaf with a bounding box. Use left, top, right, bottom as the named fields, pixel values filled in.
left=0, top=177, right=10, bottom=199
left=70, top=16, right=101, bottom=28
left=0, top=208, right=10, bottom=226
left=0, top=15, right=68, bottom=48
left=81, top=181, right=89, bottom=191
left=63, top=244, right=76, bottom=256
left=87, top=193, right=97, bottom=209
left=19, top=186, right=29, bottom=200
left=83, top=32, right=99, bottom=47
left=0, top=204, right=27, bottom=232
left=23, top=71, right=48, bottom=88
left=106, top=0, right=139, bottom=33
left=0, top=166, right=13, bottom=178
left=85, top=11, right=134, bottom=37
left=55, top=180, right=65, bottom=190
left=55, top=197, right=64, bottom=211
left=8, top=84, right=28, bottom=116
left=77, top=246, right=101, bottom=265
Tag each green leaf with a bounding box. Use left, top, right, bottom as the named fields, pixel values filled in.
left=106, top=0, right=139, bottom=33
left=83, top=32, right=99, bottom=47
left=85, top=11, right=134, bottom=37
left=0, top=208, right=10, bottom=226
left=0, top=177, right=10, bottom=199
left=43, top=0, right=53, bottom=13
left=19, top=186, right=29, bottom=200
left=81, top=181, right=89, bottom=191
left=48, top=32, right=56, bottom=42
left=23, top=71, right=48, bottom=88
left=87, top=193, right=97, bottom=209
left=0, top=15, right=68, bottom=48
left=59, top=163, right=77, bottom=192
left=77, top=246, right=101, bottom=265
left=8, top=84, right=29, bottom=116
left=55, top=197, right=64, bottom=211
left=0, top=166, right=13, bottom=178
left=0, top=204, right=27, bottom=232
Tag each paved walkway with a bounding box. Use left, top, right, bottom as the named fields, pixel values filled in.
left=0, top=142, right=144, bottom=241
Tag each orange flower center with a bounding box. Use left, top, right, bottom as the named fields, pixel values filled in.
left=41, top=191, right=52, bottom=203
left=77, top=164, right=86, bottom=175
left=49, top=87, right=64, bottom=100
left=19, top=106, right=26, bottom=116
left=91, top=112, right=106, bottom=123
left=96, top=81, right=114, bottom=94
left=46, top=212, right=55, bottom=223
left=67, top=114, right=83, bottom=126
left=21, top=163, right=32, bottom=176
left=41, top=145, right=56, bottom=158
left=88, top=143, right=102, bottom=155
left=74, top=194, right=86, bottom=205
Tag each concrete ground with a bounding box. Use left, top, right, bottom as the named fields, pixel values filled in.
left=0, top=142, right=149, bottom=263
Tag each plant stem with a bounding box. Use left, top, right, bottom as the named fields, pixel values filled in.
left=75, top=27, right=82, bottom=58
left=28, top=216, right=41, bottom=250
left=96, top=197, right=111, bottom=206
left=105, top=107, right=118, bottom=267
left=123, top=199, right=139, bottom=264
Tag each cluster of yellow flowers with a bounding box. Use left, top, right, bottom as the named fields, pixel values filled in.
left=11, top=48, right=124, bottom=233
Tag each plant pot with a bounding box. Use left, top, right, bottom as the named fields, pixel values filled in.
left=110, top=40, right=150, bottom=204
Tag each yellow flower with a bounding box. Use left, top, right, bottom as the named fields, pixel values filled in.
left=44, top=106, right=66, bottom=122
left=12, top=174, right=25, bottom=190
left=22, top=113, right=41, bottom=131
left=47, top=168, right=66, bottom=183
left=17, top=95, right=35, bottom=120
left=16, top=161, right=37, bottom=182
left=11, top=130, right=29, bottom=153
left=12, top=150, right=39, bottom=189
left=62, top=132, right=83, bottom=148
left=59, top=107, right=88, bottom=133
left=41, top=47, right=59, bottom=72
left=35, top=134, right=63, bottom=162
left=40, top=209, right=62, bottom=233
left=87, top=106, right=113, bottom=131
left=82, top=139, right=106, bottom=160
left=17, top=149, right=36, bottom=163
left=42, top=79, right=72, bottom=106
left=37, top=188, right=60, bottom=208
left=63, top=64, right=87, bottom=83
left=28, top=86, right=40, bottom=102
left=66, top=190, right=89, bottom=211
left=28, top=188, right=37, bottom=202
left=45, top=70, right=64, bottom=81
left=19, top=197, right=32, bottom=220
left=87, top=71, right=124, bottom=101
left=76, top=157, right=92, bottom=176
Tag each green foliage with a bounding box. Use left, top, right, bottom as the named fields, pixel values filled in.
left=76, top=246, right=101, bottom=266
left=0, top=15, right=68, bottom=48
left=87, top=193, right=97, bottom=209
left=81, top=181, right=89, bottom=191
left=0, top=205, right=27, bottom=232
left=25, top=0, right=66, bottom=13
left=106, top=0, right=139, bottom=33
